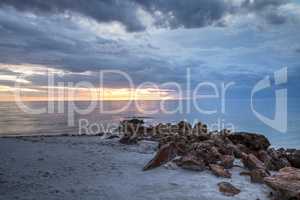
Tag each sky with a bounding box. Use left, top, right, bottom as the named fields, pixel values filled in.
left=0, top=0, right=299, bottom=101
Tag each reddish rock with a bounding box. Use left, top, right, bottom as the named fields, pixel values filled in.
left=264, top=167, right=300, bottom=200
left=143, top=142, right=178, bottom=171
left=177, top=154, right=206, bottom=171
left=218, top=182, right=241, bottom=196
left=242, top=153, right=266, bottom=170
left=210, top=164, right=232, bottom=178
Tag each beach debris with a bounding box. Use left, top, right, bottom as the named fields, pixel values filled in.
left=264, top=167, right=300, bottom=200
left=218, top=182, right=241, bottom=196
left=209, top=164, right=231, bottom=178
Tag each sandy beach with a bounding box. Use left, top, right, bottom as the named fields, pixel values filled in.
left=0, top=136, right=272, bottom=200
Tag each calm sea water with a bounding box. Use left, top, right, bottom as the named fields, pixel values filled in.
left=0, top=99, right=299, bottom=148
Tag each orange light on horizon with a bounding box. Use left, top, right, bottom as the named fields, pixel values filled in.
left=0, top=85, right=178, bottom=102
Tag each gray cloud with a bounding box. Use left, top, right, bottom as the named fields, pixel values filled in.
left=0, top=0, right=144, bottom=31
left=0, top=0, right=294, bottom=32
left=0, top=0, right=299, bottom=91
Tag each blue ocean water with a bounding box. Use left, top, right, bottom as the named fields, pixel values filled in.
left=0, top=98, right=299, bottom=148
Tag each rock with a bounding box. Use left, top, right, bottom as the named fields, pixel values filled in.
left=221, top=155, right=235, bottom=169
left=209, top=164, right=231, bottom=178
left=264, top=167, right=300, bottom=200
left=228, top=144, right=244, bottom=158
left=192, top=142, right=221, bottom=165
left=143, top=142, right=179, bottom=171
left=258, top=150, right=275, bottom=170
left=119, top=135, right=138, bottom=145
left=228, top=132, right=270, bottom=151
left=242, top=153, right=266, bottom=170
left=177, top=121, right=192, bottom=135
left=120, top=119, right=145, bottom=136
left=250, top=168, right=270, bottom=183
left=218, top=182, right=241, bottom=196
left=177, top=154, right=206, bottom=171
left=266, top=149, right=291, bottom=171
left=192, top=122, right=208, bottom=135
left=286, top=150, right=300, bottom=168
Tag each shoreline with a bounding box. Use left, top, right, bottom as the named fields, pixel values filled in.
left=1, top=119, right=299, bottom=200
left=0, top=136, right=272, bottom=200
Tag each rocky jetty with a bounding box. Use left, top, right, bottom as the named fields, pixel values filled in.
left=119, top=119, right=300, bottom=200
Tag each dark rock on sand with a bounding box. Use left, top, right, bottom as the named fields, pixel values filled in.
left=264, top=167, right=300, bottom=200
left=210, top=164, right=231, bottom=178
left=218, top=182, right=241, bottom=196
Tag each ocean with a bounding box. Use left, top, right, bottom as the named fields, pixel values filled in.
left=0, top=98, right=299, bottom=148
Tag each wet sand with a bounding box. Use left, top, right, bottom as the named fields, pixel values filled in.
left=0, top=136, right=271, bottom=200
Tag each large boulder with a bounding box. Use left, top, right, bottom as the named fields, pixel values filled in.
left=143, top=142, right=179, bottom=171
left=228, top=132, right=270, bottom=151
left=242, top=153, right=266, bottom=170
left=264, top=167, right=300, bottom=200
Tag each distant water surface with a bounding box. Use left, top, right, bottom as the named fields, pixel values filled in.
left=0, top=99, right=299, bottom=148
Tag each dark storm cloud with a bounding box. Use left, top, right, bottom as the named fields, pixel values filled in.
left=0, top=0, right=144, bottom=31
left=0, top=0, right=299, bottom=90
left=0, top=0, right=293, bottom=31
